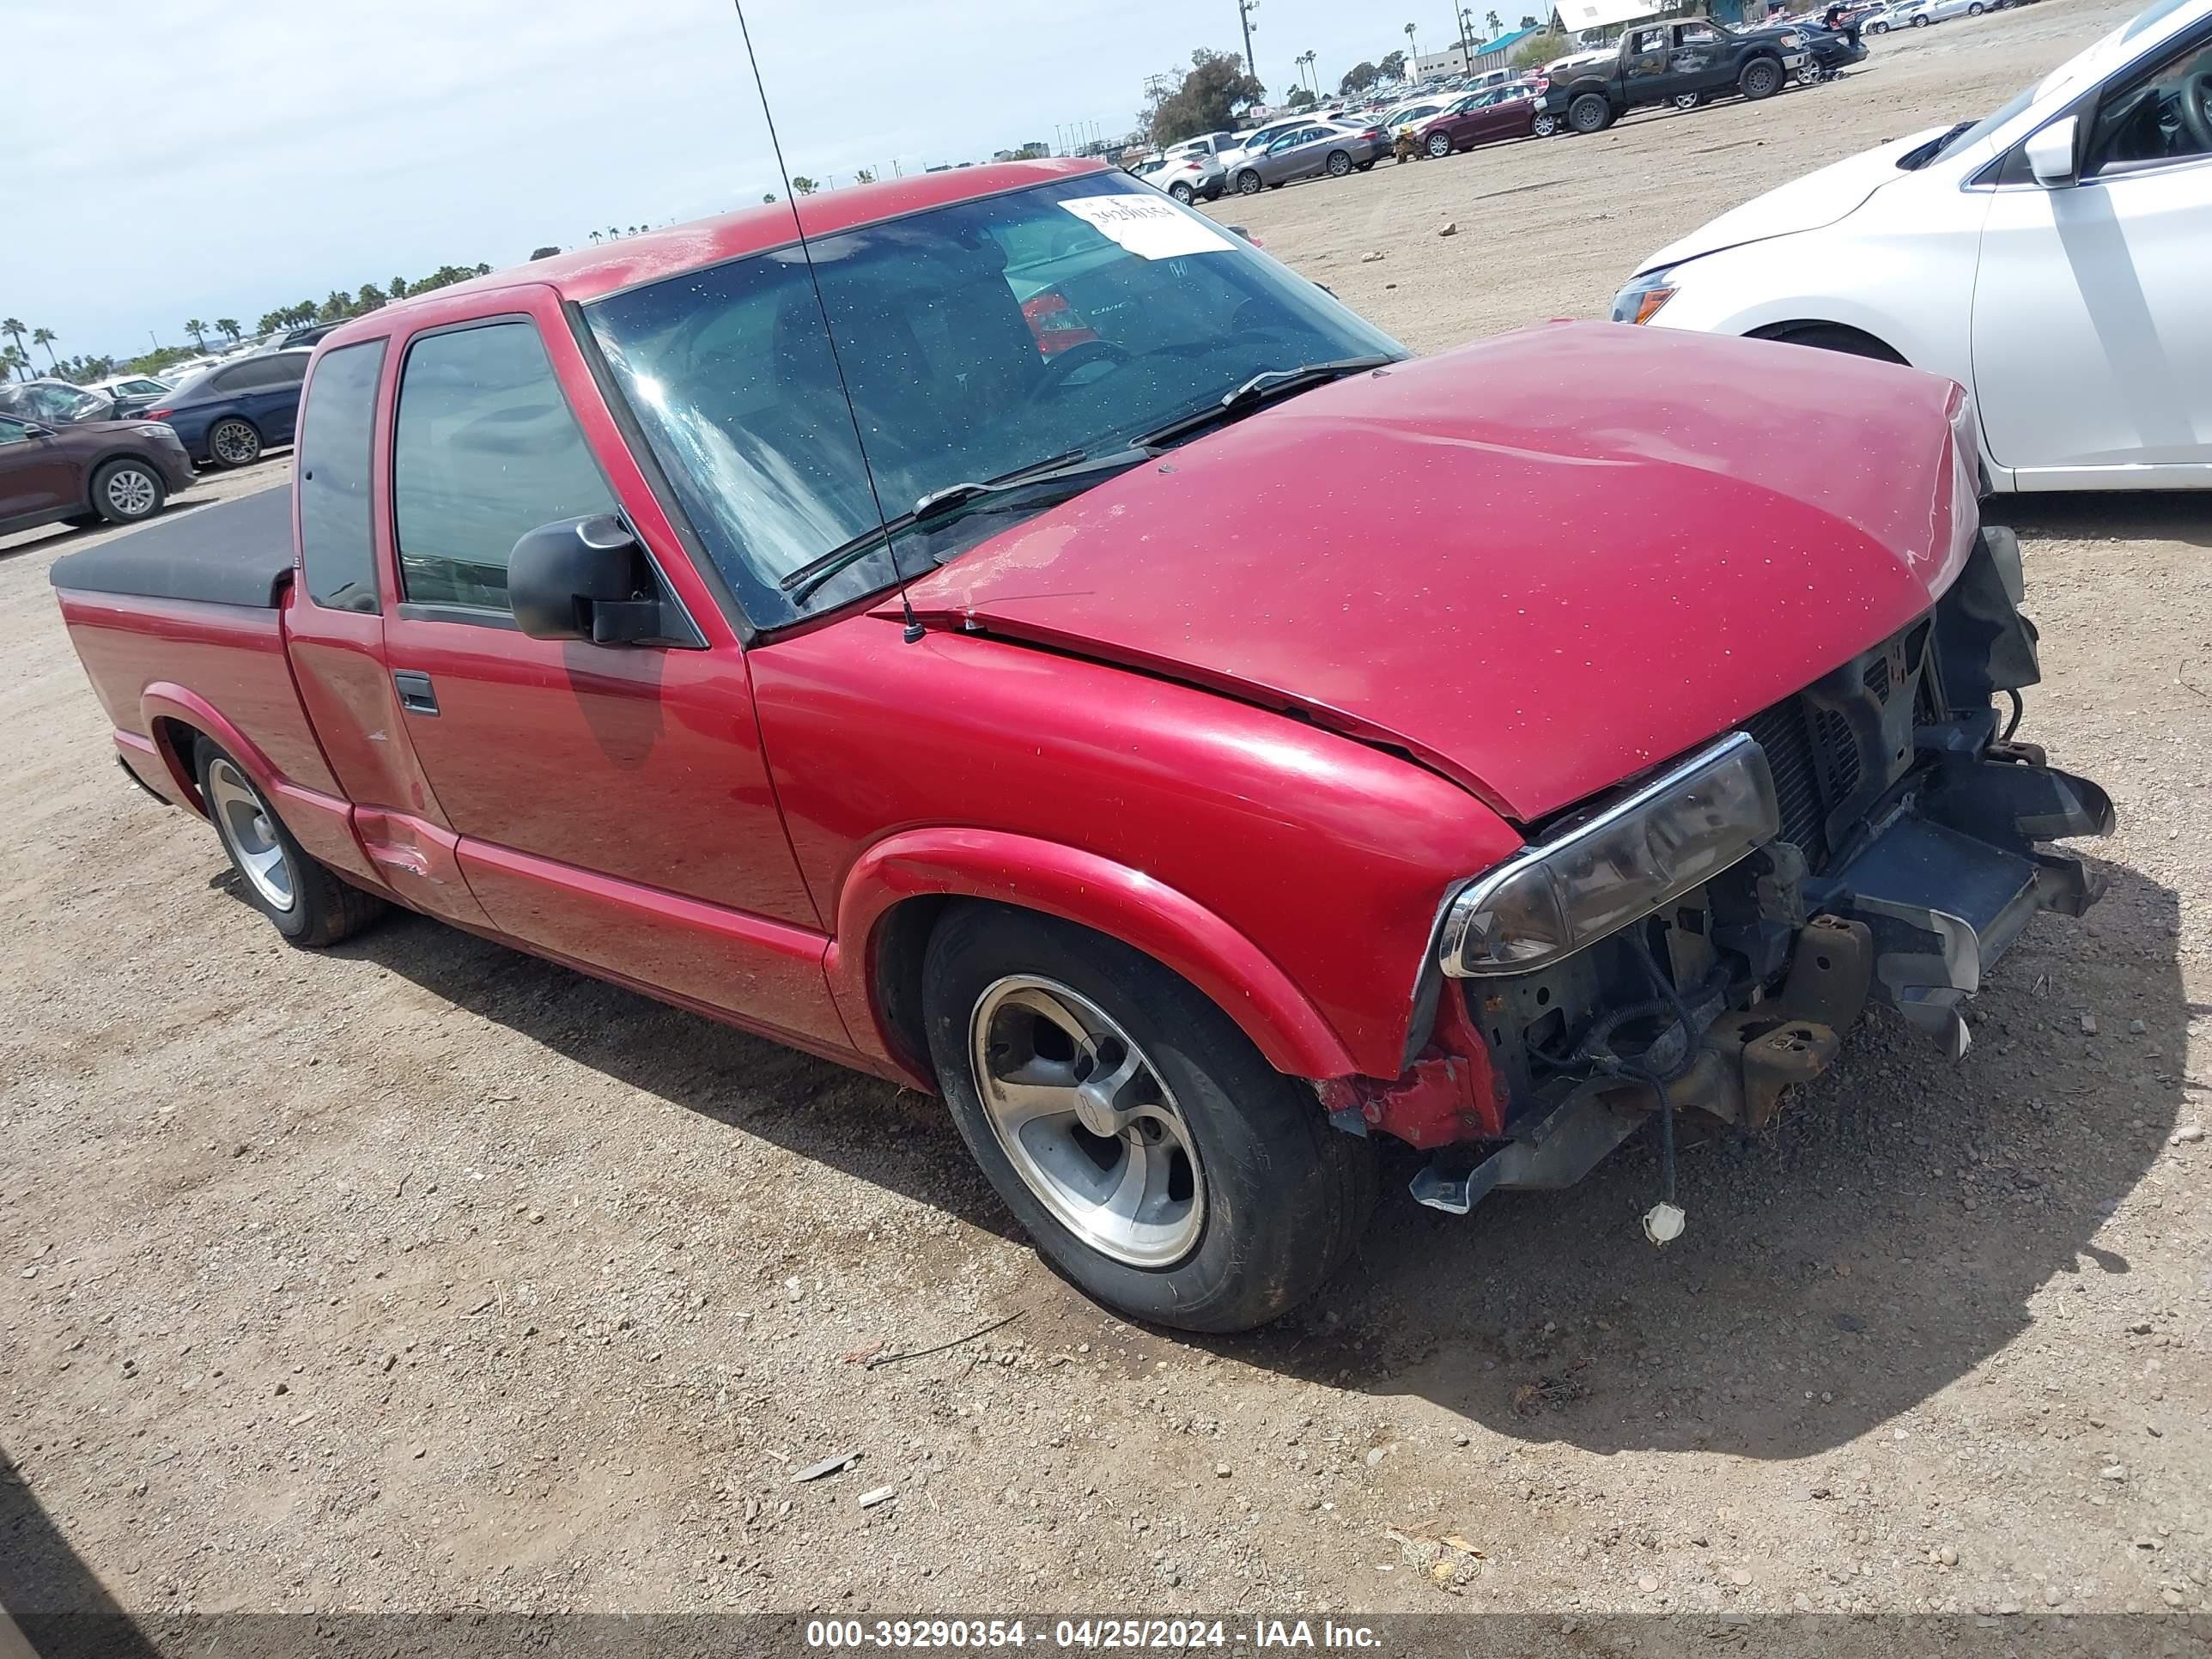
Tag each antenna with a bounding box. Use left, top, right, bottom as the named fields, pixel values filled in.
left=730, top=0, right=925, bottom=642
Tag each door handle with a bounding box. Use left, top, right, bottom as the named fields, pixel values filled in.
left=392, top=670, right=440, bottom=716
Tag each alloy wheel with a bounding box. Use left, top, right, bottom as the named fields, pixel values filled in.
left=968, top=975, right=1206, bottom=1268
left=104, top=466, right=158, bottom=518
left=211, top=420, right=258, bottom=466
left=205, top=757, right=295, bottom=912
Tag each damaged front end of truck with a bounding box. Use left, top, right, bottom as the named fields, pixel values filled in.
left=1322, top=525, right=2114, bottom=1225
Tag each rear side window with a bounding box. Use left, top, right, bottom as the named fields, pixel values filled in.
left=297, top=340, right=387, bottom=614
left=391, top=320, right=615, bottom=612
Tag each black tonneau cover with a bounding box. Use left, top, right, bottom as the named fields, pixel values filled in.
left=48, top=487, right=294, bottom=609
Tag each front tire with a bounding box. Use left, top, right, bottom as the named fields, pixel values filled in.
left=196, top=738, right=386, bottom=946
left=1425, top=131, right=1453, bottom=158
left=1740, top=57, right=1784, bottom=98
left=207, top=417, right=262, bottom=468
left=1236, top=168, right=1262, bottom=195
left=90, top=458, right=167, bottom=525
left=921, top=904, right=1376, bottom=1334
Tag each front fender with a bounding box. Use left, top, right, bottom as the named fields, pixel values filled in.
left=826, top=827, right=1364, bottom=1084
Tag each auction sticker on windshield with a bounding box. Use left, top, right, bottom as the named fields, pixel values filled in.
left=1058, top=194, right=1233, bottom=259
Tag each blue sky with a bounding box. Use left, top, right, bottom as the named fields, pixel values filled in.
left=7, top=0, right=1527, bottom=362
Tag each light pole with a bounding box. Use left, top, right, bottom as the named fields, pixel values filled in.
left=1237, top=0, right=1259, bottom=78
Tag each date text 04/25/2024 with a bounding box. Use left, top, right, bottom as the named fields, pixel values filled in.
left=801, top=1619, right=1383, bottom=1649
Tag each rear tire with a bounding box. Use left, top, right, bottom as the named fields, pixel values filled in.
left=1236, top=168, right=1262, bottom=195
left=1325, top=149, right=1352, bottom=176
left=1672, top=90, right=1704, bottom=109
left=90, top=458, right=167, bottom=525
left=1740, top=57, right=1784, bottom=98
left=1568, top=92, right=1614, bottom=133
left=1911, top=12, right=1929, bottom=22
left=921, top=904, right=1376, bottom=1334
left=194, top=738, right=386, bottom=946
left=207, top=417, right=262, bottom=469
left=1532, top=110, right=1561, bottom=136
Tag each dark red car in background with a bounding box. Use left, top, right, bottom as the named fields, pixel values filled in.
left=45, top=160, right=2111, bottom=1333
left=1414, top=84, right=1540, bottom=157
left=0, top=410, right=192, bottom=534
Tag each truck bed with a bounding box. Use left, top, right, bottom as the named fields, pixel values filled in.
left=48, top=486, right=295, bottom=608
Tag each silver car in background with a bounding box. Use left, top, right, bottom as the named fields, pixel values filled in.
left=1227, top=119, right=1389, bottom=192
left=1215, top=116, right=1314, bottom=179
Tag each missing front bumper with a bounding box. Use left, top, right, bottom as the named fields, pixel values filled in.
left=1408, top=755, right=2112, bottom=1218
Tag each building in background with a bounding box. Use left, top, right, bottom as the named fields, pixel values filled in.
left=1413, top=23, right=1546, bottom=78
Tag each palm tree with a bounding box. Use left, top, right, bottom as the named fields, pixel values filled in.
left=216, top=318, right=240, bottom=344
left=184, top=319, right=209, bottom=350
left=31, top=326, right=58, bottom=368
left=1404, top=21, right=1419, bottom=66
left=0, top=318, right=27, bottom=370
left=1486, top=10, right=1502, bottom=34
left=1, top=343, right=30, bottom=382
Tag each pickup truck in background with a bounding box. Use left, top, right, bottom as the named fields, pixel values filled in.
left=1536, top=18, right=1806, bottom=132
left=47, top=159, right=2112, bottom=1332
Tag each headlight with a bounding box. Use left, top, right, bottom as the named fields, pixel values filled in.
left=1611, top=265, right=1679, bottom=325
left=1437, top=732, right=1780, bottom=977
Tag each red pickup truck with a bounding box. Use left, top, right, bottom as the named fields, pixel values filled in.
left=49, top=159, right=2112, bottom=1331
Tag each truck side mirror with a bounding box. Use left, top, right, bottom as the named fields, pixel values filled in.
left=507, top=514, right=666, bottom=645
left=2024, top=115, right=2078, bottom=188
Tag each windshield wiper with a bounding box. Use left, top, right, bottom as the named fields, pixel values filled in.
left=1907, top=119, right=1976, bottom=167
left=1130, top=355, right=1395, bottom=451
left=780, top=447, right=1154, bottom=604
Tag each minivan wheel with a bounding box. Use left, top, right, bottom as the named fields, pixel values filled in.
left=921, top=904, right=1376, bottom=1334
left=1236, top=168, right=1263, bottom=195
left=195, top=738, right=386, bottom=945
left=1425, top=131, right=1453, bottom=157
left=1740, top=57, right=1783, bottom=97
left=208, top=418, right=262, bottom=468
left=91, top=459, right=166, bottom=524
left=1568, top=93, right=1614, bottom=132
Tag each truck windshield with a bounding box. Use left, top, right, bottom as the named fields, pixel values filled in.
left=583, top=173, right=1402, bottom=628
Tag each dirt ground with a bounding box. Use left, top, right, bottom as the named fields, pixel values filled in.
left=4, top=0, right=2210, bottom=1628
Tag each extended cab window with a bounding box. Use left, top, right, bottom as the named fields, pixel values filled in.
left=297, top=339, right=386, bottom=614
left=391, top=320, right=616, bottom=613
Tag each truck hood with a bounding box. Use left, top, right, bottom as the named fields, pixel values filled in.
left=900, top=322, right=1979, bottom=823
left=1637, top=125, right=1948, bottom=273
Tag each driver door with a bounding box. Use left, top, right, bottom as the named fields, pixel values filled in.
left=1970, top=22, right=2212, bottom=480
left=1620, top=26, right=1676, bottom=103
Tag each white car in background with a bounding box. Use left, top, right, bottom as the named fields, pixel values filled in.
left=1887, top=0, right=1990, bottom=25
left=1133, top=150, right=1228, bottom=203
left=1613, top=0, right=2212, bottom=492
